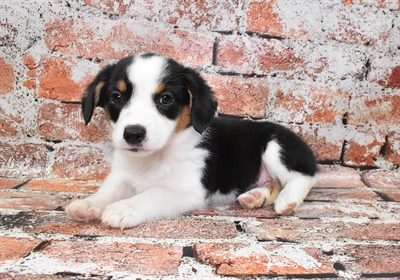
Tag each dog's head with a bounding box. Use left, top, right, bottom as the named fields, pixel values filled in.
left=82, top=53, right=217, bottom=155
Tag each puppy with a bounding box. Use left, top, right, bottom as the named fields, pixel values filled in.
left=66, top=53, right=318, bottom=229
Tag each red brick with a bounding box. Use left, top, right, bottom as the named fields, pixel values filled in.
left=342, top=0, right=400, bottom=10
left=0, top=274, right=65, bottom=280
left=0, top=143, right=48, bottom=178
left=315, top=165, right=366, bottom=188
left=0, top=107, right=22, bottom=137
left=0, top=57, right=14, bottom=94
left=0, top=192, right=67, bottom=210
left=369, top=52, right=400, bottom=89
left=348, top=94, right=400, bottom=126
left=85, top=0, right=241, bottom=31
left=22, top=179, right=100, bottom=194
left=325, top=4, right=392, bottom=45
left=362, top=169, right=400, bottom=189
left=204, top=75, right=269, bottom=118
left=386, top=132, right=400, bottom=164
left=216, top=35, right=302, bottom=74
left=334, top=245, right=400, bottom=274
left=246, top=0, right=312, bottom=39
left=0, top=237, right=42, bottom=263
left=246, top=1, right=393, bottom=44
left=44, top=18, right=213, bottom=67
left=306, top=188, right=382, bottom=201
left=245, top=219, right=400, bottom=242
left=194, top=243, right=335, bottom=276
left=166, top=0, right=242, bottom=31
left=272, top=82, right=349, bottom=124
left=374, top=189, right=400, bottom=202
left=38, top=240, right=182, bottom=276
left=23, top=54, right=101, bottom=102
left=52, top=145, right=111, bottom=180
left=290, top=125, right=344, bottom=162
left=84, top=0, right=156, bottom=18
left=38, top=103, right=110, bottom=142
left=0, top=178, right=26, bottom=190
left=294, top=202, right=379, bottom=219
left=17, top=212, right=237, bottom=239
left=343, top=130, right=386, bottom=167
left=193, top=203, right=278, bottom=218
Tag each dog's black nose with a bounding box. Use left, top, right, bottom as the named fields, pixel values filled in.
left=123, top=125, right=146, bottom=145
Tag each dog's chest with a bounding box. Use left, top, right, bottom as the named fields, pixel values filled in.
left=113, top=130, right=208, bottom=192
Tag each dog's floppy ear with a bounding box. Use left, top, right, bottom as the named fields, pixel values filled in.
left=82, top=64, right=115, bottom=125
left=185, top=69, right=217, bottom=134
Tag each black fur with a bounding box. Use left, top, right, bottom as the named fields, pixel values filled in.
left=200, top=115, right=317, bottom=195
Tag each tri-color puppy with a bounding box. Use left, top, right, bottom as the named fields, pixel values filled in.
left=66, top=53, right=318, bottom=229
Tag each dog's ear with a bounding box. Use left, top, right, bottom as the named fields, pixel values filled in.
left=82, top=64, right=115, bottom=125
left=185, top=69, right=217, bottom=134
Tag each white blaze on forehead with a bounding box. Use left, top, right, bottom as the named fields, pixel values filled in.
left=127, top=55, right=167, bottom=95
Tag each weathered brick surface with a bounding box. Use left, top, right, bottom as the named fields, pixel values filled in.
left=0, top=237, right=42, bottom=263
left=0, top=178, right=26, bottom=190
left=334, top=245, right=400, bottom=274
left=343, top=129, right=386, bottom=167
left=0, top=143, right=48, bottom=178
left=44, top=18, right=214, bottom=67
left=216, top=35, right=303, bottom=74
left=293, top=125, right=344, bottom=162
left=22, top=179, right=100, bottom=194
left=386, top=132, right=400, bottom=165
left=205, top=75, right=269, bottom=118
left=52, top=145, right=111, bottom=180
left=245, top=219, right=400, bottom=242
left=272, top=81, right=349, bottom=124
left=0, top=57, right=14, bottom=94
left=315, top=165, right=367, bottom=188
left=38, top=240, right=182, bottom=276
left=23, top=54, right=101, bottom=102
left=4, top=211, right=237, bottom=239
left=38, top=103, right=110, bottom=142
left=0, top=192, right=67, bottom=210
left=348, top=94, right=400, bottom=126
left=362, top=169, right=400, bottom=189
left=194, top=243, right=336, bottom=276
left=0, top=107, right=21, bottom=137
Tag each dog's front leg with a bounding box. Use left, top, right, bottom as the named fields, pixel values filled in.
left=101, top=186, right=206, bottom=229
left=65, top=173, right=135, bottom=222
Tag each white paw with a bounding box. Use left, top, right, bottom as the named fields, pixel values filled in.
left=274, top=189, right=302, bottom=215
left=101, top=201, right=141, bottom=230
left=238, top=183, right=282, bottom=209
left=65, top=199, right=104, bottom=222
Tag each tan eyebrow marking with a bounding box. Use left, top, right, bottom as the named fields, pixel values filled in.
left=117, top=80, right=126, bottom=93
left=155, top=83, right=165, bottom=95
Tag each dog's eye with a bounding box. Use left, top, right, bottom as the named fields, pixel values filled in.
left=110, top=92, right=121, bottom=104
left=159, top=94, right=173, bottom=105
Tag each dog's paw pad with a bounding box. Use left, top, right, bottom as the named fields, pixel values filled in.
left=238, top=189, right=267, bottom=209
left=65, top=199, right=103, bottom=222
left=101, top=202, right=141, bottom=230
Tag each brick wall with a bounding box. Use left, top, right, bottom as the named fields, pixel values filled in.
left=1, top=0, right=399, bottom=179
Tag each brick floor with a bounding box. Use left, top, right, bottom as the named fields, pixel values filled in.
left=0, top=165, right=399, bottom=279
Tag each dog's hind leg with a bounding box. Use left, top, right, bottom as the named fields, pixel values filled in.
left=261, top=140, right=317, bottom=215
left=237, top=182, right=282, bottom=209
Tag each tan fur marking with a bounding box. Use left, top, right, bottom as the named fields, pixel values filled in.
left=117, top=80, right=126, bottom=93
left=175, top=105, right=191, bottom=133
left=155, top=83, right=165, bottom=95
left=94, top=81, right=105, bottom=106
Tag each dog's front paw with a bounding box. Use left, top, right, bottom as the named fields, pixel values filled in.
left=274, top=189, right=302, bottom=215
left=101, top=201, right=141, bottom=230
left=65, top=199, right=104, bottom=222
